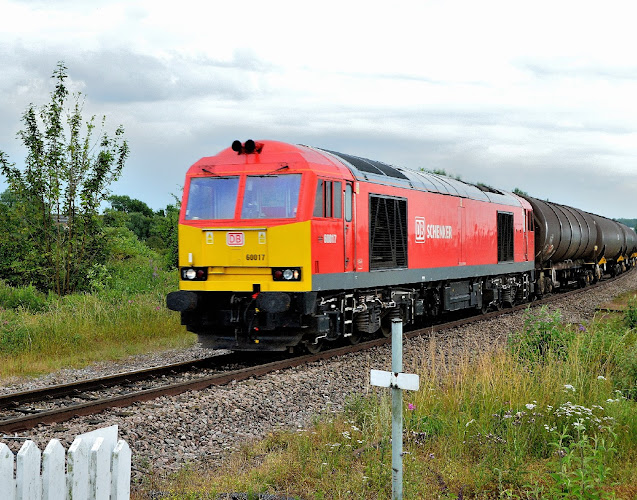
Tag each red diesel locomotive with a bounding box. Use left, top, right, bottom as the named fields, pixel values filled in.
left=166, top=140, right=637, bottom=352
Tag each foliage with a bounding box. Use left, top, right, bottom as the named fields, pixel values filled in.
left=108, top=194, right=154, bottom=216
left=542, top=425, right=617, bottom=499
left=0, top=62, right=129, bottom=295
left=513, top=187, right=529, bottom=196
left=0, top=281, right=49, bottom=312
left=0, top=233, right=190, bottom=378
left=509, top=307, right=575, bottom=363
left=615, top=218, right=637, bottom=230
left=103, top=196, right=180, bottom=269
left=625, top=298, right=637, bottom=330
left=153, top=202, right=180, bottom=268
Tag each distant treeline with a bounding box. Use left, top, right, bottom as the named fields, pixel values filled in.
left=616, top=218, right=637, bottom=230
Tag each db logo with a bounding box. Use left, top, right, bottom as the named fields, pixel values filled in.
left=226, top=232, right=245, bottom=246
left=415, top=217, right=426, bottom=243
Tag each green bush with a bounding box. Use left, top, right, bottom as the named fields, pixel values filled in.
left=0, top=282, right=49, bottom=312
left=509, top=307, right=585, bottom=364
left=625, top=299, right=637, bottom=330
left=509, top=307, right=575, bottom=363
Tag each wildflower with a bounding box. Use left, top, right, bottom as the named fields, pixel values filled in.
left=428, top=453, right=435, bottom=459
left=573, top=420, right=586, bottom=431
left=408, top=403, right=415, bottom=411
left=563, top=384, right=575, bottom=392
left=578, top=324, right=586, bottom=331
left=597, top=375, right=606, bottom=380
left=525, top=403, right=536, bottom=410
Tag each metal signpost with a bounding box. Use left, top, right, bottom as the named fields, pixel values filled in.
left=370, top=318, right=420, bottom=500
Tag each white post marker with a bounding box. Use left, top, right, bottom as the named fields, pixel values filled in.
left=370, top=318, right=420, bottom=500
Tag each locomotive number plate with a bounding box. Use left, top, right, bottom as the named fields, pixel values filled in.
left=245, top=253, right=266, bottom=261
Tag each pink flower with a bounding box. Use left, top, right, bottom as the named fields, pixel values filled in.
left=408, top=403, right=415, bottom=411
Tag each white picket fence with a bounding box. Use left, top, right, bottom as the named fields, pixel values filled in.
left=0, top=425, right=131, bottom=500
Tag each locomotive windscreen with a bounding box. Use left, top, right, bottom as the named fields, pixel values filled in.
left=241, top=174, right=301, bottom=219
left=185, top=177, right=239, bottom=220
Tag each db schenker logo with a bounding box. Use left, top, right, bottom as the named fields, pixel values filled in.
left=415, top=217, right=426, bottom=243
left=226, top=232, right=245, bottom=246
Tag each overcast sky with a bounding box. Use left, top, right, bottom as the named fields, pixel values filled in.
left=1, top=0, right=636, bottom=218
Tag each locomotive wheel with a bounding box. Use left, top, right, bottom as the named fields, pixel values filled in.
left=380, top=320, right=392, bottom=338
left=305, top=339, right=323, bottom=354
left=546, top=279, right=554, bottom=294
left=347, top=331, right=363, bottom=345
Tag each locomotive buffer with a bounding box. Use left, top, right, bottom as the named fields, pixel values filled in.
left=370, top=319, right=420, bottom=500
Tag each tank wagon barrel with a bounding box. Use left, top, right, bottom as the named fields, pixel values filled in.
left=523, top=195, right=637, bottom=289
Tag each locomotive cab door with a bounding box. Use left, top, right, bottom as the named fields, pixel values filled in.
left=313, top=178, right=348, bottom=275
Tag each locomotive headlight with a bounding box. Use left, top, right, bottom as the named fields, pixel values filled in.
left=283, top=269, right=294, bottom=280
left=181, top=267, right=208, bottom=281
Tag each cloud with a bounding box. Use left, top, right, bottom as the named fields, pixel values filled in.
left=2, top=44, right=273, bottom=105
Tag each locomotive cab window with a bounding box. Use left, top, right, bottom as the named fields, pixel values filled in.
left=241, top=174, right=301, bottom=219
left=497, top=211, right=514, bottom=262
left=345, top=183, right=352, bottom=222
left=313, top=179, right=342, bottom=218
left=185, top=176, right=239, bottom=220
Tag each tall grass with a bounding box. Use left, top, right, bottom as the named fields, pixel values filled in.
left=150, top=306, right=637, bottom=499
left=0, top=227, right=194, bottom=380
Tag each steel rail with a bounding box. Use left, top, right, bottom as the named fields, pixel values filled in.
left=0, top=352, right=244, bottom=410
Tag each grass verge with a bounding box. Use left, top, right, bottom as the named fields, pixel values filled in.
left=144, top=301, right=637, bottom=499
left=0, top=254, right=194, bottom=380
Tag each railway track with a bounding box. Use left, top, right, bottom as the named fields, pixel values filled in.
left=1, top=271, right=632, bottom=434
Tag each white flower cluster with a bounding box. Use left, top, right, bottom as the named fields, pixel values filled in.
left=547, top=401, right=614, bottom=432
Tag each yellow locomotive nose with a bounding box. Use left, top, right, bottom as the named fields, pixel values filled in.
left=177, top=222, right=312, bottom=293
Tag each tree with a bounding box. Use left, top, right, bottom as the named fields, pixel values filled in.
left=107, top=194, right=154, bottom=217
left=0, top=62, right=129, bottom=294
left=151, top=202, right=180, bottom=268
